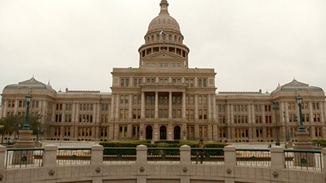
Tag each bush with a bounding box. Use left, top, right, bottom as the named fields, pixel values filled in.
left=99, top=141, right=227, bottom=155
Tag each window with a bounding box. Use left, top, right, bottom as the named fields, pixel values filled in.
left=198, top=79, right=207, bottom=88
left=152, top=64, right=155, bottom=68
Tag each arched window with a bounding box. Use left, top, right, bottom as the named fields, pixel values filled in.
left=169, top=35, right=172, bottom=40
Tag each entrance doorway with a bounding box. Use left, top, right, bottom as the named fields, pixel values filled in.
left=146, top=126, right=153, bottom=140
left=174, top=126, right=181, bottom=140
left=160, top=126, right=167, bottom=140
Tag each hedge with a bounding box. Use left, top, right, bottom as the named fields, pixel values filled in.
left=100, top=141, right=227, bottom=156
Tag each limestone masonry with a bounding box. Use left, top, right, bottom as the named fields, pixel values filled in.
left=1, top=0, right=325, bottom=143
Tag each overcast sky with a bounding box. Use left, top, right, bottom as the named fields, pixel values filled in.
left=0, top=0, right=325, bottom=95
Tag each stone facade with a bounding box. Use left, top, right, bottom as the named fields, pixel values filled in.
left=1, top=0, right=325, bottom=143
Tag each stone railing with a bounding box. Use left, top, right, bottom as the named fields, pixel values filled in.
left=0, top=145, right=325, bottom=183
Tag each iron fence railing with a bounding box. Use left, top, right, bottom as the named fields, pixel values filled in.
left=284, top=149, right=323, bottom=171
left=103, top=147, right=136, bottom=164
left=56, top=147, right=92, bottom=166
left=191, top=148, right=224, bottom=165
left=236, top=149, right=271, bottom=167
left=5, top=148, right=44, bottom=169
left=147, top=147, right=180, bottom=164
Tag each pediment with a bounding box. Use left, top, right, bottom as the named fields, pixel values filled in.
left=143, top=50, right=185, bottom=61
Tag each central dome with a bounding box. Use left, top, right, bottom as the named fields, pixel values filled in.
left=147, top=0, right=181, bottom=34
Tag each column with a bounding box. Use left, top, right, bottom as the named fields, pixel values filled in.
left=75, top=126, right=79, bottom=139
left=195, top=95, right=198, bottom=120
left=212, top=95, right=216, bottom=121
left=72, top=102, right=76, bottom=124
left=155, top=92, right=158, bottom=118
left=262, top=104, right=266, bottom=123
left=96, top=103, right=100, bottom=124
left=115, top=94, right=120, bottom=120
left=309, top=101, right=313, bottom=122
left=14, top=99, right=18, bottom=115
left=207, top=125, right=212, bottom=140
left=154, top=124, right=159, bottom=141
left=208, top=95, right=211, bottom=121
left=110, top=95, right=115, bottom=120
left=141, top=92, right=145, bottom=119
left=92, top=103, right=96, bottom=124
left=169, top=92, right=172, bottom=119
left=127, top=124, right=132, bottom=138
left=108, top=124, right=114, bottom=140
left=114, top=124, right=119, bottom=140
left=2, top=100, right=7, bottom=117
left=129, top=94, right=133, bottom=119
left=194, top=124, right=199, bottom=139
left=230, top=104, right=234, bottom=126
left=182, top=92, right=186, bottom=119
left=213, top=124, right=218, bottom=140
left=320, top=101, right=325, bottom=123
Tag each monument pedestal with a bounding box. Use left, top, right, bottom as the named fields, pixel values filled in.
left=13, top=130, right=35, bottom=164
left=293, top=131, right=315, bottom=167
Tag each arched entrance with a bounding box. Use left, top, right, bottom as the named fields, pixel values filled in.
left=146, top=126, right=153, bottom=140
left=174, top=126, right=181, bottom=140
left=160, top=126, right=167, bottom=140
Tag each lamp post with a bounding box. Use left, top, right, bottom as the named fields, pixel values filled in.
left=272, top=101, right=280, bottom=146
left=296, top=95, right=306, bottom=132
left=22, top=93, right=32, bottom=130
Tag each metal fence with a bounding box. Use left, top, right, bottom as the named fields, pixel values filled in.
left=103, top=147, right=136, bottom=164
left=56, top=147, right=92, bottom=166
left=236, top=149, right=271, bottom=167
left=284, top=149, right=323, bottom=171
left=147, top=147, right=180, bottom=164
left=5, top=148, right=44, bottom=169
left=191, top=148, right=224, bottom=165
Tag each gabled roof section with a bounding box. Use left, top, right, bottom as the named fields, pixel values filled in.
left=143, top=50, right=184, bottom=61
left=271, top=79, right=323, bottom=94
left=19, top=77, right=45, bottom=85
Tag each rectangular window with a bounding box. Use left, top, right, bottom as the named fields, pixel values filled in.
left=121, top=79, right=124, bottom=87
left=125, top=79, right=129, bottom=87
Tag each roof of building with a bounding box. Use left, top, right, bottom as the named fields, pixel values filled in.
left=147, top=0, right=181, bottom=34
left=4, top=77, right=56, bottom=92
left=271, top=79, right=323, bottom=94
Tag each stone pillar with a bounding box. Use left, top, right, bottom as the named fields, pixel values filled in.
left=323, top=148, right=326, bottom=173
left=110, top=95, right=115, bottom=121
left=155, top=92, right=158, bottom=118
left=91, top=145, right=104, bottom=165
left=212, top=94, right=216, bottom=121
left=207, top=125, right=212, bottom=140
left=115, top=94, right=120, bottom=120
left=2, top=100, right=7, bottom=117
left=114, top=124, right=119, bottom=140
left=108, top=124, right=114, bottom=140
left=14, top=99, right=18, bottom=115
left=213, top=124, right=218, bottom=140
left=180, top=145, right=191, bottom=165
left=140, top=123, right=145, bottom=140
left=208, top=95, right=211, bottom=121
left=169, top=92, right=172, bottom=119
left=129, top=94, right=133, bottom=119
left=182, top=92, right=186, bottom=119
left=271, top=146, right=285, bottom=169
left=224, top=145, right=236, bottom=175
left=0, top=145, right=6, bottom=170
left=136, top=145, right=148, bottom=164
left=141, top=92, right=145, bottom=119
left=195, top=95, right=198, bottom=120
left=43, top=144, right=58, bottom=167
left=194, top=124, right=199, bottom=140
left=320, top=101, right=325, bottom=123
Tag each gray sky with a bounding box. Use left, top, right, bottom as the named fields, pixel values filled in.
left=0, top=0, right=325, bottom=95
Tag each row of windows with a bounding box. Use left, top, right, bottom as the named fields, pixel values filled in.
left=55, top=104, right=109, bottom=111
left=288, top=113, right=321, bottom=122
left=120, top=78, right=207, bottom=87
left=54, top=127, right=71, bottom=136
left=288, top=102, right=320, bottom=110
left=7, top=100, right=39, bottom=108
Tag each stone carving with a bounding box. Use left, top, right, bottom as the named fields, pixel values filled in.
left=226, top=168, right=232, bottom=175
left=182, top=167, right=188, bottom=173
left=273, top=171, right=279, bottom=178
left=48, top=170, right=55, bottom=176
left=139, top=166, right=145, bottom=173
left=95, top=167, right=101, bottom=174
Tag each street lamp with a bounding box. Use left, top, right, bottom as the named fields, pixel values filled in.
left=22, top=93, right=32, bottom=130
left=296, top=95, right=306, bottom=132
left=272, top=101, right=280, bottom=146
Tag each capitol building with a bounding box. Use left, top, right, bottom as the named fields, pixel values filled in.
left=1, top=0, right=325, bottom=143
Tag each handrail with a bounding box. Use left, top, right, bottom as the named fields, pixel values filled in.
left=6, top=148, right=44, bottom=151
